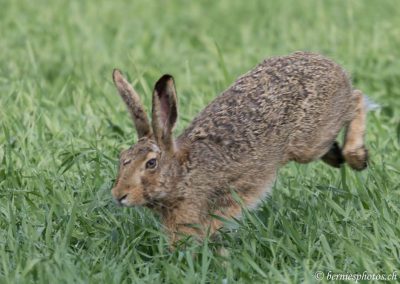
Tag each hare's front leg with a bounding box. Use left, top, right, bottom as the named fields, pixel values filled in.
left=162, top=208, right=205, bottom=248
left=165, top=223, right=204, bottom=249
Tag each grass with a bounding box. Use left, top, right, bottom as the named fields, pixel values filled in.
left=1, top=0, right=400, bottom=283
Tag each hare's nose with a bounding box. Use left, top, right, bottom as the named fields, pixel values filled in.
left=116, top=194, right=128, bottom=205
left=112, top=184, right=127, bottom=205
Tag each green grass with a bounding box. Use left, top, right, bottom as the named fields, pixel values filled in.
left=1, top=0, right=400, bottom=283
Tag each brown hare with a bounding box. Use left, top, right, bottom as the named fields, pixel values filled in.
left=111, top=51, right=369, bottom=245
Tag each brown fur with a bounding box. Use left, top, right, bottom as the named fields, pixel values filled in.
left=111, top=52, right=369, bottom=245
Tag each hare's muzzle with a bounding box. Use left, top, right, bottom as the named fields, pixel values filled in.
left=111, top=186, right=128, bottom=205
left=116, top=194, right=128, bottom=205
left=111, top=185, right=146, bottom=206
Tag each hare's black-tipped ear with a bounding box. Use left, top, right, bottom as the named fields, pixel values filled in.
left=112, top=69, right=152, bottom=139
left=152, top=74, right=178, bottom=151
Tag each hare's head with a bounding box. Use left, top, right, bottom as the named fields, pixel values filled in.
left=111, top=70, right=178, bottom=206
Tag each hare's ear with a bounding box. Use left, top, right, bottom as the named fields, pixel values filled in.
left=151, top=74, right=178, bottom=151
left=112, top=69, right=152, bottom=139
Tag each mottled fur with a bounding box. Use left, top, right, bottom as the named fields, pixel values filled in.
left=111, top=52, right=368, bottom=244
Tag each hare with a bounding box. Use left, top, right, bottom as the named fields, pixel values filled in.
left=111, top=51, right=369, bottom=245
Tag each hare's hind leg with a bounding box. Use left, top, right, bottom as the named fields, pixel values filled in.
left=343, top=90, right=368, bottom=171
left=321, top=141, right=344, bottom=168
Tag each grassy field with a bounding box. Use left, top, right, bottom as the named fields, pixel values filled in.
left=1, top=0, right=400, bottom=283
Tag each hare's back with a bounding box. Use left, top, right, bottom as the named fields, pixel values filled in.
left=182, top=52, right=355, bottom=163
left=258, top=52, right=356, bottom=161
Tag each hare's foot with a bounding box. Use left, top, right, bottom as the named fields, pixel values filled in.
left=343, top=145, right=368, bottom=171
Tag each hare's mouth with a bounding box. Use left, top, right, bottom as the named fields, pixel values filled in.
left=115, top=190, right=147, bottom=207
left=118, top=194, right=129, bottom=205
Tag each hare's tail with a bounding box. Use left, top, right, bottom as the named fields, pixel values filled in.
left=363, top=94, right=380, bottom=111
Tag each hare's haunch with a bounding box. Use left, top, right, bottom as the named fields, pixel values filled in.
left=111, top=52, right=368, bottom=244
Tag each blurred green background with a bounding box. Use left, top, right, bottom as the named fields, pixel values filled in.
left=1, top=0, right=399, bottom=283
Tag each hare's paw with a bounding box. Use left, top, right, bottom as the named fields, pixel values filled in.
left=344, top=146, right=368, bottom=171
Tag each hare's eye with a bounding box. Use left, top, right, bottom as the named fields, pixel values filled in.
left=123, top=159, right=131, bottom=166
left=145, top=158, right=157, bottom=169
